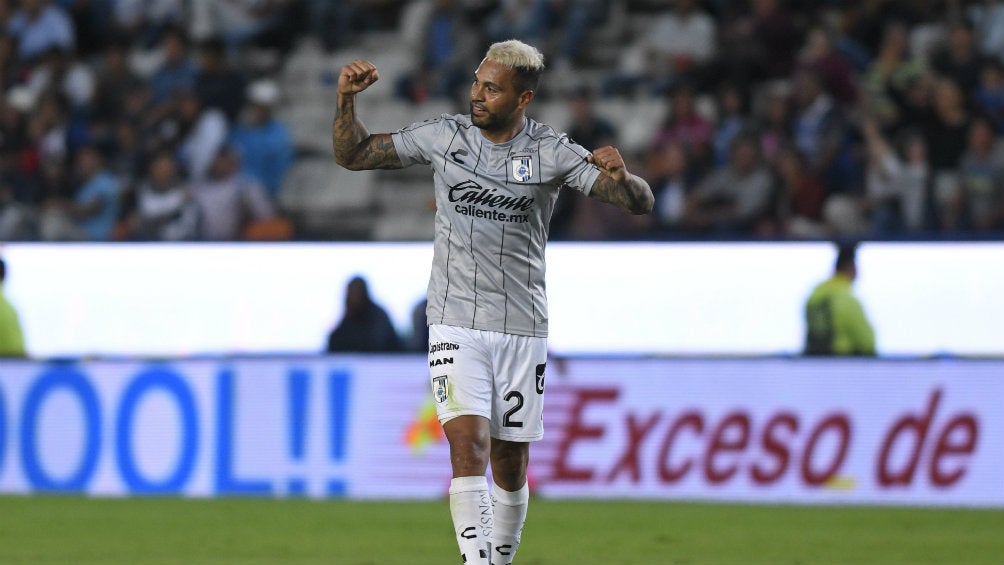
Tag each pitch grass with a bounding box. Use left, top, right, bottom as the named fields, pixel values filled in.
left=1, top=497, right=1003, bottom=565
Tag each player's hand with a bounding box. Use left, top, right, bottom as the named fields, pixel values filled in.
left=338, top=60, right=379, bottom=96
left=588, top=146, right=630, bottom=184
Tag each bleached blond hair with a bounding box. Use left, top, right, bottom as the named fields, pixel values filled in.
left=485, top=40, right=544, bottom=92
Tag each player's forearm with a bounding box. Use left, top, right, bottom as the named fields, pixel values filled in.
left=623, top=174, right=655, bottom=214
left=332, top=93, right=402, bottom=171
left=592, top=173, right=655, bottom=215
left=332, top=93, right=370, bottom=169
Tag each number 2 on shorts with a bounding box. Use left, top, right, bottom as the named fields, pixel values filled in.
left=502, top=391, right=524, bottom=427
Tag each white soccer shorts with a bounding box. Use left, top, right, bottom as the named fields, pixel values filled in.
left=427, top=324, right=548, bottom=442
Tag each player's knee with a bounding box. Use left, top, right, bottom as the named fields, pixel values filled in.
left=446, top=424, right=491, bottom=473
left=491, top=441, right=529, bottom=482
left=449, top=441, right=490, bottom=476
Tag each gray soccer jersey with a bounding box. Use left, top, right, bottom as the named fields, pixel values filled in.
left=391, top=113, right=601, bottom=337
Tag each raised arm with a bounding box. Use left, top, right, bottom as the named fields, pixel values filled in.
left=332, top=60, right=403, bottom=171
left=587, top=146, right=655, bottom=214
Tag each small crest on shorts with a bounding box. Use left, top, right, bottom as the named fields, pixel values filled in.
left=511, top=156, right=533, bottom=182
left=432, top=376, right=449, bottom=403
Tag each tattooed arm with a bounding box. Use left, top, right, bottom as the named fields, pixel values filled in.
left=332, top=60, right=403, bottom=171
left=587, top=146, right=655, bottom=215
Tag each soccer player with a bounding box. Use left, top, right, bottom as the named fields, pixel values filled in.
left=804, top=243, right=877, bottom=356
left=332, top=40, right=653, bottom=564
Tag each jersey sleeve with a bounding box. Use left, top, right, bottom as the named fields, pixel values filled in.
left=554, top=135, right=601, bottom=196
left=390, top=115, right=449, bottom=167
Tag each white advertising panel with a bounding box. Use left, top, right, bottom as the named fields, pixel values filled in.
left=1, top=357, right=1001, bottom=506
left=2, top=242, right=1003, bottom=358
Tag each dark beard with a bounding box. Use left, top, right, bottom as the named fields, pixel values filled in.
left=470, top=102, right=505, bottom=131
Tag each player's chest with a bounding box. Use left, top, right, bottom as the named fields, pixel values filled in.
left=442, top=140, right=546, bottom=187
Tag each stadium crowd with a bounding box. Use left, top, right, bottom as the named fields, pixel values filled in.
left=1, top=0, right=1003, bottom=242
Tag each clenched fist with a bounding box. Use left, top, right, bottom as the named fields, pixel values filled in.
left=588, top=146, right=629, bottom=183
left=338, top=60, right=380, bottom=96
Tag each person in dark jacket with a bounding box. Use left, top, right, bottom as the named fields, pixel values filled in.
left=326, top=276, right=402, bottom=353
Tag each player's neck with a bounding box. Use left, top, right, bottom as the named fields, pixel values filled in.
left=480, top=115, right=526, bottom=145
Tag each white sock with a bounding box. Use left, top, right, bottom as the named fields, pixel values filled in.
left=490, top=481, right=529, bottom=565
left=449, top=476, right=493, bottom=564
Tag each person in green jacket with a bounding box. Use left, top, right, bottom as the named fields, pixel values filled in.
left=0, top=258, right=26, bottom=357
left=804, top=243, right=876, bottom=356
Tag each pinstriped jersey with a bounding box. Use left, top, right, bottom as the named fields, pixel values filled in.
left=391, top=113, right=601, bottom=337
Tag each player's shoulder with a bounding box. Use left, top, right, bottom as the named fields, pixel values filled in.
left=399, top=112, right=472, bottom=134
left=524, top=117, right=564, bottom=142
left=524, top=117, right=590, bottom=158
left=525, top=117, right=585, bottom=149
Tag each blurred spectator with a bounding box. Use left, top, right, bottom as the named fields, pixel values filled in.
left=40, top=143, right=120, bottom=241
left=396, top=0, right=478, bottom=104
left=61, top=0, right=114, bottom=58
left=925, top=77, right=971, bottom=231
left=860, top=119, right=923, bottom=235
left=648, top=140, right=695, bottom=233
left=125, top=150, right=199, bottom=241
left=24, top=47, right=95, bottom=118
left=550, top=85, right=617, bottom=239
left=652, top=85, right=713, bottom=169
left=6, top=0, right=75, bottom=63
left=894, top=69, right=936, bottom=135
left=683, top=134, right=774, bottom=234
left=170, top=89, right=229, bottom=182
left=714, top=0, right=802, bottom=87
left=0, top=180, right=36, bottom=239
left=563, top=85, right=615, bottom=151
left=0, top=88, right=35, bottom=204
left=711, top=82, right=748, bottom=166
left=0, top=32, right=24, bottom=94
left=0, top=257, right=26, bottom=357
left=308, top=0, right=405, bottom=53
left=860, top=22, right=926, bottom=130
left=974, top=59, right=1004, bottom=133
left=190, top=145, right=275, bottom=241
left=958, top=118, right=1004, bottom=233
left=228, top=78, right=292, bottom=198
left=90, top=39, right=144, bottom=127
left=895, top=129, right=932, bottom=234
left=189, top=0, right=297, bottom=55
left=772, top=144, right=828, bottom=238
left=840, top=0, right=912, bottom=57
left=105, top=119, right=148, bottom=198
left=326, top=275, right=402, bottom=353
left=111, top=0, right=185, bottom=49
left=307, top=0, right=359, bottom=52
left=791, top=70, right=846, bottom=191
left=147, top=26, right=197, bottom=106
left=195, top=37, right=247, bottom=122
left=755, top=85, right=793, bottom=163
left=27, top=91, right=71, bottom=189
left=610, top=0, right=716, bottom=95
left=485, top=0, right=549, bottom=48
left=804, top=243, right=876, bottom=356
left=408, top=296, right=429, bottom=353
left=548, top=0, right=607, bottom=70
left=929, top=19, right=989, bottom=96
left=969, top=0, right=1004, bottom=61
left=798, top=25, right=858, bottom=106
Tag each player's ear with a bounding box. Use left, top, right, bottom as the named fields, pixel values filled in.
left=518, top=89, right=534, bottom=109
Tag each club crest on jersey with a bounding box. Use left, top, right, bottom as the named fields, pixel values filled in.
left=511, top=156, right=533, bottom=182
left=432, top=376, right=449, bottom=403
